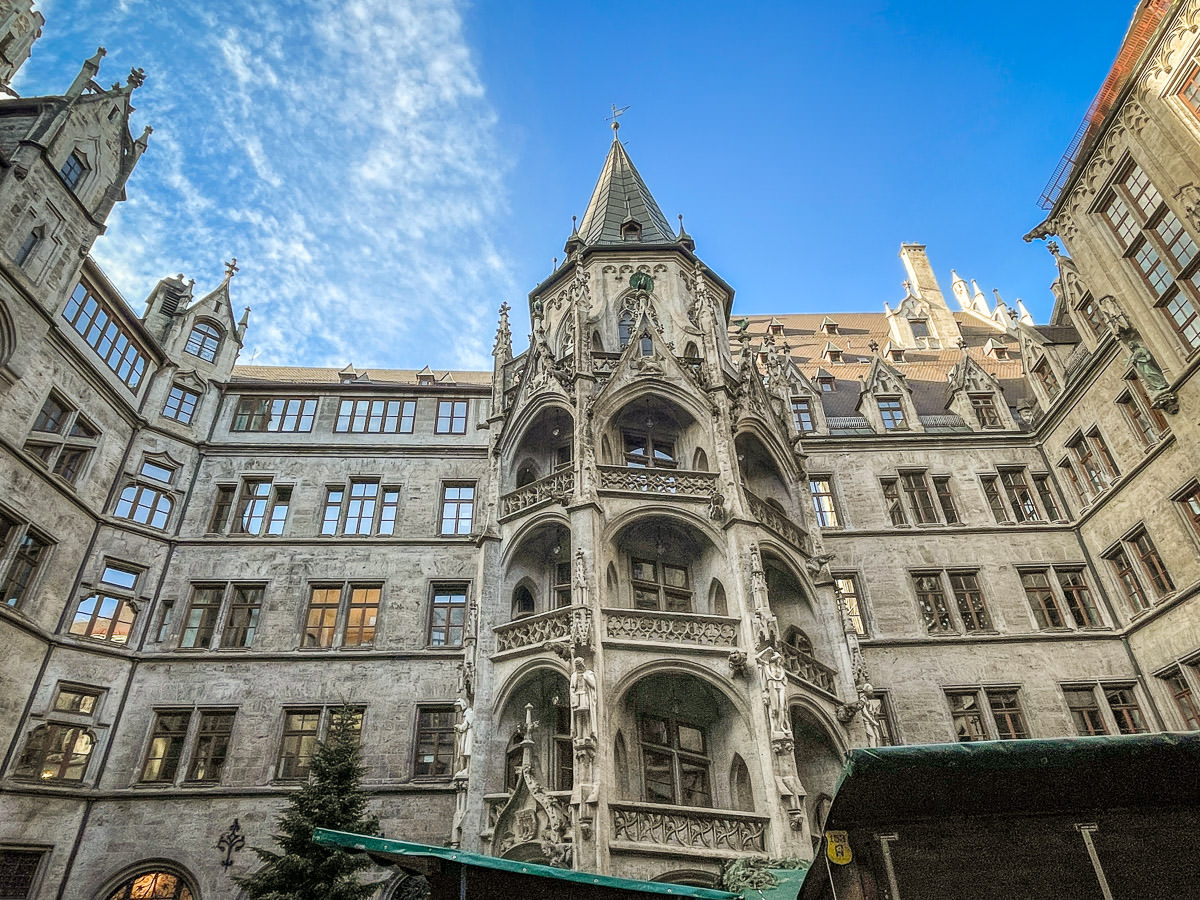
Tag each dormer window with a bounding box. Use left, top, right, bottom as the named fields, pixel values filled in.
left=184, top=322, right=222, bottom=363
left=909, top=318, right=929, bottom=339
left=621, top=221, right=642, bottom=242
left=1033, top=358, right=1060, bottom=398
left=822, top=343, right=842, bottom=363
left=969, top=394, right=1002, bottom=428
left=60, top=151, right=88, bottom=190
left=888, top=348, right=906, bottom=363
left=985, top=342, right=1010, bottom=360
left=817, top=376, right=835, bottom=392
left=769, top=319, right=785, bottom=336
left=820, top=317, right=839, bottom=336
left=878, top=397, right=907, bottom=431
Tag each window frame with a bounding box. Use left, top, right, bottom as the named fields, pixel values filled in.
left=434, top=399, right=469, bottom=435
left=790, top=397, right=814, bottom=434
left=162, top=383, right=201, bottom=425
left=877, top=396, right=907, bottom=431
left=13, top=722, right=95, bottom=783
left=317, top=479, right=401, bottom=537
left=427, top=583, right=468, bottom=648
left=629, top=556, right=693, bottom=613
left=176, top=582, right=266, bottom=651
left=833, top=573, right=868, bottom=637
left=412, top=704, right=457, bottom=780
left=23, top=392, right=100, bottom=486
left=300, top=582, right=382, bottom=650
left=61, top=282, right=149, bottom=389
left=334, top=397, right=417, bottom=434
left=113, top=483, right=174, bottom=531
left=808, top=476, right=842, bottom=528
left=945, top=686, right=1029, bottom=741
left=912, top=569, right=992, bottom=634
left=273, top=705, right=364, bottom=782
left=1061, top=682, right=1149, bottom=736
left=230, top=396, right=318, bottom=433
left=638, top=712, right=713, bottom=808
left=0, top=846, right=49, bottom=899
left=0, top=513, right=53, bottom=609
left=438, top=482, right=476, bottom=536
left=183, top=321, right=222, bottom=363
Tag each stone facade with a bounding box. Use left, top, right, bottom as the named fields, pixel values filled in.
left=0, top=2, right=1198, bottom=897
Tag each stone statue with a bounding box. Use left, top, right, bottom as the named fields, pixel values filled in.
left=454, top=697, right=474, bottom=777
left=757, top=647, right=789, bottom=735
left=1128, top=339, right=1169, bottom=392
left=570, top=657, right=598, bottom=741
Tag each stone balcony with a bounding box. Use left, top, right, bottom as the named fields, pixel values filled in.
left=499, top=469, right=574, bottom=520
left=603, top=609, right=738, bottom=649
left=780, top=642, right=837, bottom=694
left=493, top=606, right=577, bottom=654
left=743, top=488, right=813, bottom=556
left=597, top=465, right=717, bottom=499
left=609, top=801, right=768, bottom=855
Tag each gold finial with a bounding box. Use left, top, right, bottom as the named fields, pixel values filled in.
left=608, top=104, right=630, bottom=135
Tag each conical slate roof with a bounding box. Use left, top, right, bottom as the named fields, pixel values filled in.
left=576, top=135, right=676, bottom=245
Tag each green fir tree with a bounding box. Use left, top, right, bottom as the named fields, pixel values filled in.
left=236, top=705, right=383, bottom=900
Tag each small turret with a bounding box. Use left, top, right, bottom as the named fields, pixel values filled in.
left=0, top=0, right=44, bottom=94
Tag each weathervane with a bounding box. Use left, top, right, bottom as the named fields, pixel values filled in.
left=608, top=104, right=630, bottom=134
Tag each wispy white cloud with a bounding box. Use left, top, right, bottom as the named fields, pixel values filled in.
left=24, top=0, right=514, bottom=371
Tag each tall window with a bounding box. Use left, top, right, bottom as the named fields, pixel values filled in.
left=912, top=570, right=992, bottom=634
left=980, top=467, right=1054, bottom=523
left=439, top=482, right=475, bottom=535
left=1117, top=373, right=1168, bottom=447
left=183, top=322, right=222, bottom=362
left=435, top=400, right=468, bottom=434
left=791, top=398, right=814, bottom=433
left=1105, top=546, right=1150, bottom=612
left=1105, top=528, right=1173, bottom=611
left=178, top=584, right=265, bottom=650
left=1176, top=482, right=1200, bottom=541
left=0, top=848, right=46, bottom=898
left=231, top=396, right=317, bottom=433
left=834, top=574, right=867, bottom=636
left=162, top=384, right=201, bottom=424
left=933, top=476, right=960, bottom=524
left=1063, top=684, right=1148, bottom=736
left=877, top=397, right=906, bottom=430
left=319, top=480, right=400, bottom=536
left=808, top=477, right=841, bottom=528
left=335, top=398, right=416, bottom=433
left=61, top=282, right=149, bottom=389
left=640, top=713, right=711, bottom=807
left=139, top=710, right=236, bottom=785
left=881, top=478, right=907, bottom=526
left=59, top=150, right=88, bottom=188
left=899, top=471, right=939, bottom=524
left=114, top=484, right=173, bottom=530
left=1161, top=665, right=1200, bottom=730
left=14, top=723, right=94, bottom=782
left=207, top=478, right=291, bottom=536
left=0, top=514, right=51, bottom=608
left=428, top=584, right=467, bottom=647
left=276, top=706, right=363, bottom=780
left=1179, top=59, right=1200, bottom=119
left=69, top=563, right=141, bottom=644
left=630, top=558, right=692, bottom=612
left=301, top=584, right=380, bottom=649
left=1100, top=161, right=1200, bottom=350
left=414, top=706, right=456, bottom=778
left=946, top=688, right=1028, bottom=741
left=23, top=393, right=100, bottom=486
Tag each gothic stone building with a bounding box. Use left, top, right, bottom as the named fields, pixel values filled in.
left=0, top=1, right=1199, bottom=897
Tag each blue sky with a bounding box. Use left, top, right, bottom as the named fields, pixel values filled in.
left=17, top=1, right=1138, bottom=370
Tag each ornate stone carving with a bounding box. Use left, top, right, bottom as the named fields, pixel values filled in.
left=453, top=696, right=473, bottom=778
left=494, top=607, right=574, bottom=653
left=604, top=610, right=738, bottom=647
left=570, top=657, right=597, bottom=742
left=756, top=647, right=790, bottom=736
left=744, top=490, right=812, bottom=555
left=728, top=649, right=749, bottom=677
left=597, top=465, right=717, bottom=497
left=610, top=803, right=767, bottom=853
left=500, top=469, right=574, bottom=517
left=779, top=642, right=837, bottom=693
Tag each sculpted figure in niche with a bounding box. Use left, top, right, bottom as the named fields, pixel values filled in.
left=570, top=657, right=598, bottom=741
left=1127, top=339, right=1169, bottom=392
left=454, top=697, right=474, bottom=777
left=757, top=647, right=790, bottom=735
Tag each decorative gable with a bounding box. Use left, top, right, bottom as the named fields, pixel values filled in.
left=856, top=356, right=924, bottom=433
left=945, top=354, right=1016, bottom=431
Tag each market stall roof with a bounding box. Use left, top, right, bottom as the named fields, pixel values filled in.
left=822, top=732, right=1200, bottom=828
left=312, top=828, right=741, bottom=900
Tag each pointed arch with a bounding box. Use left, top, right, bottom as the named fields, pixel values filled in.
left=615, top=730, right=630, bottom=798
left=511, top=582, right=536, bottom=620
left=730, top=753, right=754, bottom=811
left=618, top=310, right=635, bottom=348
left=709, top=578, right=728, bottom=617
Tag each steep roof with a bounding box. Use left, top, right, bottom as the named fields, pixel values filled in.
left=576, top=134, right=676, bottom=246
left=231, top=365, right=491, bottom=387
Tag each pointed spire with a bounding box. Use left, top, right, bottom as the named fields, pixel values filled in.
left=1016, top=299, right=1035, bottom=325
left=237, top=306, right=250, bottom=340
left=492, top=301, right=513, bottom=360
left=971, top=279, right=990, bottom=315
left=67, top=47, right=106, bottom=99
left=677, top=214, right=695, bottom=251
left=575, top=133, right=675, bottom=246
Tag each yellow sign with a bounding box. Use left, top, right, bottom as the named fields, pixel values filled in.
left=826, top=830, right=853, bottom=865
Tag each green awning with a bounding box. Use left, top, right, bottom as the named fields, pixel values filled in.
left=313, top=827, right=741, bottom=899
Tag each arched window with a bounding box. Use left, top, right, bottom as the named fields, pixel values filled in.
left=692, top=448, right=708, bottom=471
left=730, top=753, right=754, bottom=811
left=184, top=322, right=222, bottom=362
left=709, top=579, right=727, bottom=616
left=511, top=585, right=534, bottom=620
left=592, top=330, right=604, bottom=352
left=504, top=730, right=524, bottom=790
left=15, top=723, right=94, bottom=782
left=618, top=311, right=634, bottom=348
left=105, top=871, right=194, bottom=900
left=515, top=462, right=538, bottom=487
left=640, top=332, right=654, bottom=356
left=684, top=341, right=699, bottom=359
left=786, top=628, right=814, bottom=657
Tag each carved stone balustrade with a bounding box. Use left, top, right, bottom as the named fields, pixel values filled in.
left=598, top=466, right=717, bottom=498
left=780, top=642, right=837, bottom=694
left=744, top=489, right=813, bottom=556
left=603, top=609, right=738, bottom=648
left=494, top=607, right=574, bottom=654
left=499, top=469, right=574, bottom=519
left=610, top=802, right=767, bottom=854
